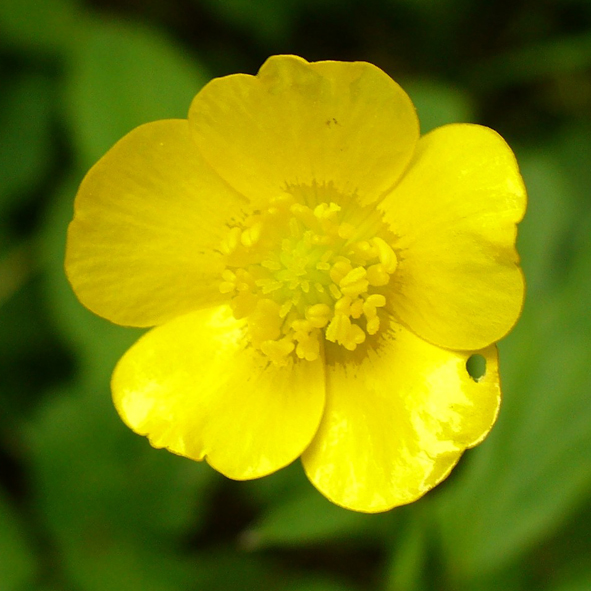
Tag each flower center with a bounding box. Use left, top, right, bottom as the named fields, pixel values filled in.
left=218, top=195, right=397, bottom=365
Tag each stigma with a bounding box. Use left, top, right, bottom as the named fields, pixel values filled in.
left=218, top=194, right=397, bottom=365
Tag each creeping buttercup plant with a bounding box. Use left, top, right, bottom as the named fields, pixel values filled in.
left=65, top=55, right=525, bottom=512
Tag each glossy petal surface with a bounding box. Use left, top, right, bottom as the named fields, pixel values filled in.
left=302, top=320, right=500, bottom=512
left=189, top=55, right=419, bottom=207
left=381, top=123, right=526, bottom=350
left=66, top=119, right=247, bottom=327
left=112, top=306, right=326, bottom=479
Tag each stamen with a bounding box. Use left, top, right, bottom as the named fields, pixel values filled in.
left=339, top=267, right=368, bottom=297
left=373, top=237, right=398, bottom=273
left=218, top=198, right=398, bottom=364
left=329, top=284, right=342, bottom=300
left=305, top=303, right=332, bottom=328
left=241, top=222, right=262, bottom=247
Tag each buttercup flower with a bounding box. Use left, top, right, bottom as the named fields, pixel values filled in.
left=66, top=55, right=525, bottom=512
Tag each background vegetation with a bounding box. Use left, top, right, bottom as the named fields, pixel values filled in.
left=1, top=0, right=591, bottom=589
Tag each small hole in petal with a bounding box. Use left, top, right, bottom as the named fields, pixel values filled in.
left=466, top=354, right=486, bottom=382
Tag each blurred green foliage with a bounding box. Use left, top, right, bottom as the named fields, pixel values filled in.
left=1, top=0, right=591, bottom=589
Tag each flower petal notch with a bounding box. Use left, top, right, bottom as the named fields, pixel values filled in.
left=188, top=55, right=419, bottom=207
left=303, top=322, right=501, bottom=513
left=66, top=55, right=526, bottom=512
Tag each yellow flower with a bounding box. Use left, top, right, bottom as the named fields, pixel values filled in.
left=65, top=55, right=526, bottom=513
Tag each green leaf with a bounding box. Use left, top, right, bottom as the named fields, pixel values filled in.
left=472, top=32, right=591, bottom=90
left=431, top=202, right=591, bottom=581
left=284, top=576, right=359, bottom=591
left=404, top=79, right=474, bottom=134
left=0, top=489, right=37, bottom=590
left=198, top=0, right=296, bottom=44
left=0, top=0, right=84, bottom=54
left=242, top=484, right=383, bottom=550
left=552, top=573, right=591, bottom=591
left=554, top=123, right=591, bottom=212
left=0, top=73, right=54, bottom=215
left=515, top=150, right=577, bottom=295
left=240, top=460, right=311, bottom=508
left=26, top=382, right=218, bottom=591
left=58, top=533, right=199, bottom=591
left=196, top=0, right=353, bottom=45
left=64, top=18, right=209, bottom=168
left=385, top=515, right=427, bottom=591
left=190, top=550, right=293, bottom=591
left=27, top=382, right=216, bottom=544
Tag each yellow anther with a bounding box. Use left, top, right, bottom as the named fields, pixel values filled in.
left=330, top=259, right=352, bottom=284
left=230, top=291, right=258, bottom=319
left=295, top=332, right=321, bottom=361
left=316, top=261, right=331, bottom=271
left=241, top=222, right=262, bottom=247
left=325, top=312, right=351, bottom=344
left=329, top=283, right=342, bottom=300
left=339, top=266, right=368, bottom=297
left=261, top=338, right=295, bottom=366
left=340, top=266, right=366, bottom=283
left=222, top=269, right=236, bottom=282
left=366, top=263, right=390, bottom=286
left=248, top=298, right=282, bottom=346
left=314, top=202, right=341, bottom=220
left=222, top=226, right=241, bottom=254
left=362, top=301, right=377, bottom=318
left=350, top=298, right=364, bottom=319
left=351, top=240, right=378, bottom=261
left=260, top=279, right=283, bottom=295
left=219, top=282, right=235, bottom=294
left=342, top=324, right=366, bottom=350
left=372, top=237, right=398, bottom=273
left=305, top=303, right=332, bottom=328
left=334, top=296, right=351, bottom=314
left=236, top=282, right=252, bottom=292
left=365, top=294, right=386, bottom=308
left=291, top=318, right=312, bottom=334
left=366, top=316, right=380, bottom=335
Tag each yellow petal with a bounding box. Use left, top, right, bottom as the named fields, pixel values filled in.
left=66, top=119, right=247, bottom=327
left=302, top=320, right=500, bottom=513
left=381, top=123, right=526, bottom=351
left=189, top=55, right=418, bottom=207
left=112, top=306, right=326, bottom=480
